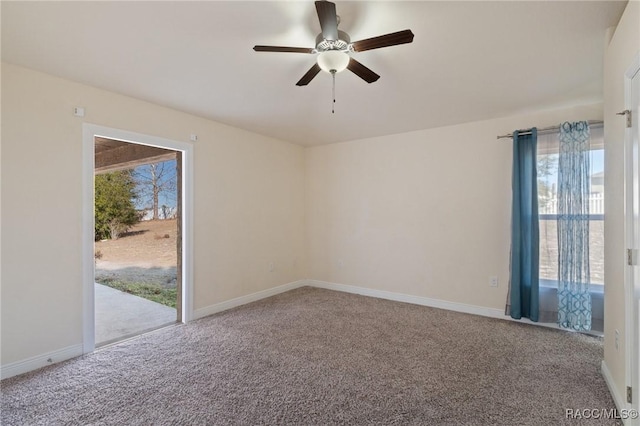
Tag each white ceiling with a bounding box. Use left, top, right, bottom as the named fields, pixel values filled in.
left=1, top=1, right=627, bottom=146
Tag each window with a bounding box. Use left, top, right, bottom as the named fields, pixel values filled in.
left=537, top=125, right=604, bottom=287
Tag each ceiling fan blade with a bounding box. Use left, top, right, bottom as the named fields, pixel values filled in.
left=296, top=63, right=322, bottom=86
left=315, top=1, right=338, bottom=41
left=253, top=46, right=315, bottom=54
left=347, top=58, right=380, bottom=84
left=351, top=29, right=414, bottom=52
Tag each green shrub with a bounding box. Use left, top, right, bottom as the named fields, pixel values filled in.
left=95, top=170, right=139, bottom=240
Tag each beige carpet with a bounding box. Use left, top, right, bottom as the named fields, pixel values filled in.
left=1, top=287, right=619, bottom=425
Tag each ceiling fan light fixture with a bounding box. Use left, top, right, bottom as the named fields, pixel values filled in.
left=253, top=1, right=414, bottom=86
left=317, top=50, right=349, bottom=73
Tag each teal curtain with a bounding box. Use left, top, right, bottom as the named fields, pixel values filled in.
left=557, top=121, right=592, bottom=331
left=509, top=129, right=539, bottom=321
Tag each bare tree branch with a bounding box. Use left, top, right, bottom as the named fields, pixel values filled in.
left=133, top=161, right=177, bottom=220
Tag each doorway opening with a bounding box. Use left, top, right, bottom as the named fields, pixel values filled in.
left=94, top=138, right=181, bottom=346
left=82, top=125, right=194, bottom=353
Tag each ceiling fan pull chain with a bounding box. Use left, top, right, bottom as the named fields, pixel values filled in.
left=332, top=70, right=336, bottom=114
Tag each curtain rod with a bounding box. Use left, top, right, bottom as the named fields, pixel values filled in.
left=496, top=120, right=603, bottom=140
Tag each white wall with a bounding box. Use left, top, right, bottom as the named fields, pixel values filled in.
left=1, top=63, right=306, bottom=366
left=3, top=0, right=637, bottom=380
left=603, top=0, right=640, bottom=407
left=305, top=103, right=602, bottom=311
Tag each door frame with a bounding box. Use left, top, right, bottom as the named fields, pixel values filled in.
left=624, top=53, right=640, bottom=421
left=82, top=124, right=194, bottom=353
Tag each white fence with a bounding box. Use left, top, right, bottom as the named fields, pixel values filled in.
left=139, top=207, right=177, bottom=221
left=539, top=193, right=604, bottom=215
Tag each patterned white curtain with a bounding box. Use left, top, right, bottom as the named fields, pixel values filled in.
left=557, top=121, right=591, bottom=331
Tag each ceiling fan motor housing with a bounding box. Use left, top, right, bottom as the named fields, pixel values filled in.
left=315, top=30, right=351, bottom=52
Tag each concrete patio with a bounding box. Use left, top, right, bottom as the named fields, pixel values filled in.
left=95, top=283, right=177, bottom=346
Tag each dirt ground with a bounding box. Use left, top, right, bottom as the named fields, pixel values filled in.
left=95, top=219, right=177, bottom=288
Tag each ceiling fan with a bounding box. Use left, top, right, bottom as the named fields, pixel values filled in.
left=253, top=0, right=414, bottom=87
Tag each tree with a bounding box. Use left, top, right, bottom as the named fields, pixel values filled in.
left=537, top=153, right=558, bottom=212
left=133, top=161, right=177, bottom=220
left=95, top=170, right=139, bottom=240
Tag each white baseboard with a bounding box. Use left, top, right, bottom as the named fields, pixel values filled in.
left=193, top=280, right=306, bottom=320
left=1, top=344, right=84, bottom=380
left=305, top=280, right=506, bottom=319
left=193, top=278, right=550, bottom=328
left=1, top=281, right=606, bottom=385
left=1, top=280, right=307, bottom=380
left=601, top=360, right=630, bottom=422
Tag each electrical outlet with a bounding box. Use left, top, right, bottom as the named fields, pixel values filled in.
left=489, top=276, right=499, bottom=287
left=338, top=260, right=344, bottom=269
left=615, top=330, right=620, bottom=351
left=269, top=262, right=274, bottom=272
